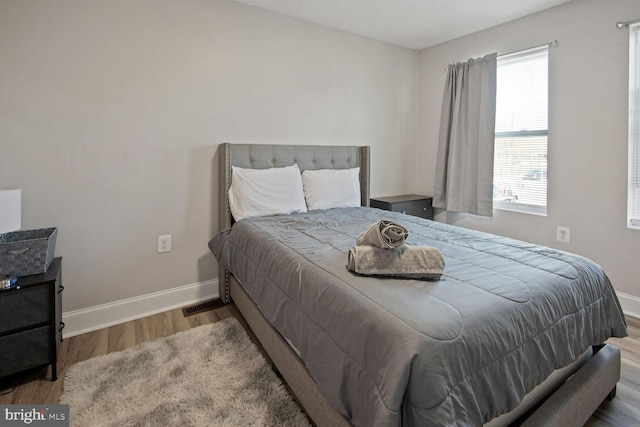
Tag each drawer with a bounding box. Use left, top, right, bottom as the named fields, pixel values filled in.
left=0, top=325, right=51, bottom=378
left=0, top=285, right=50, bottom=334
left=391, top=199, right=433, bottom=218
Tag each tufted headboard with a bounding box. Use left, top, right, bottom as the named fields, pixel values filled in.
left=218, top=143, right=371, bottom=230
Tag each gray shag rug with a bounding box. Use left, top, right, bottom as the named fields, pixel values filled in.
left=60, top=318, right=310, bottom=427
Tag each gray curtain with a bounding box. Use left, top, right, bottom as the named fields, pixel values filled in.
left=433, top=53, right=497, bottom=217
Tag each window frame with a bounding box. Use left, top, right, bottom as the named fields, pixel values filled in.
left=628, top=22, right=640, bottom=230
left=492, top=46, right=550, bottom=216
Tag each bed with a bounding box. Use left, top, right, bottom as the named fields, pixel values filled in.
left=210, top=143, right=628, bottom=427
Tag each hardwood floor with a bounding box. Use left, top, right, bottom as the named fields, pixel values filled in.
left=1, top=305, right=638, bottom=426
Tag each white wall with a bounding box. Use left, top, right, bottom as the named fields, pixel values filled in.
left=0, top=0, right=419, bottom=311
left=417, top=0, right=640, bottom=298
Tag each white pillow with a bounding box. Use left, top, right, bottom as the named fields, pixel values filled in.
left=302, top=167, right=361, bottom=210
left=228, top=164, right=307, bottom=221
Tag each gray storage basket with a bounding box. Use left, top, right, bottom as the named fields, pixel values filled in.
left=0, top=227, right=58, bottom=277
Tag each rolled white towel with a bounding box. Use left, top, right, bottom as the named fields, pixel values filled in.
left=356, top=220, right=408, bottom=249
left=347, top=245, right=444, bottom=280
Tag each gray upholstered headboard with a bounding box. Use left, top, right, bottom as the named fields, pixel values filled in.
left=218, top=143, right=371, bottom=230
left=217, top=143, right=370, bottom=303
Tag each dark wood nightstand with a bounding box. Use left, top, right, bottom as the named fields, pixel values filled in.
left=0, top=257, right=63, bottom=381
left=370, top=194, right=434, bottom=220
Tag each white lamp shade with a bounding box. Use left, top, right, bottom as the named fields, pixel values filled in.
left=0, top=189, right=21, bottom=234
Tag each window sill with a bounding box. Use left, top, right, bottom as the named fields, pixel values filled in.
left=493, top=200, right=547, bottom=216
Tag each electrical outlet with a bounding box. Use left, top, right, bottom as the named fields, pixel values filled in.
left=556, top=226, right=570, bottom=243
left=158, top=234, right=172, bottom=253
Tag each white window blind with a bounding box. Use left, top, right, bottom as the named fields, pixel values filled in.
left=493, top=46, right=548, bottom=216
left=628, top=22, right=640, bottom=229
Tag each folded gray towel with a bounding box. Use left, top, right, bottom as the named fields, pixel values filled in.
left=347, top=245, right=444, bottom=280
left=356, top=220, right=409, bottom=249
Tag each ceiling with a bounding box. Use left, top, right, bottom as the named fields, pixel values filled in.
left=232, top=0, right=572, bottom=50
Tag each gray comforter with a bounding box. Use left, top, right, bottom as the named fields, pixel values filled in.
left=210, top=207, right=627, bottom=427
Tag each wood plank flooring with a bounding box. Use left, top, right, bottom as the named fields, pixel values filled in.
left=1, top=305, right=638, bottom=426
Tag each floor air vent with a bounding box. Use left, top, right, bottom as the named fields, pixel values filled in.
left=182, top=299, right=224, bottom=317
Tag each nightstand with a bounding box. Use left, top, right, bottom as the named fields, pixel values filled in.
left=0, top=257, right=63, bottom=381
left=370, top=195, right=434, bottom=220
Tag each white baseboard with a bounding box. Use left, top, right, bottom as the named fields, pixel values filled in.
left=616, top=291, right=640, bottom=319
left=62, top=279, right=219, bottom=338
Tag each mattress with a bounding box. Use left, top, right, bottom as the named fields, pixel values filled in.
left=210, top=207, right=627, bottom=427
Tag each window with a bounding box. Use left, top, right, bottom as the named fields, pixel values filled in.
left=628, top=22, right=640, bottom=229
left=493, top=46, right=549, bottom=216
